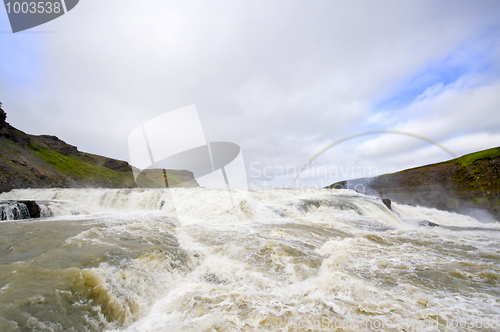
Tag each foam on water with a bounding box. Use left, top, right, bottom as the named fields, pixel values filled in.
left=0, top=201, right=30, bottom=221
left=0, top=188, right=499, bottom=331
left=2, top=188, right=496, bottom=229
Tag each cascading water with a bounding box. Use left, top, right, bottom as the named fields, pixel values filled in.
left=0, top=188, right=498, bottom=331
left=0, top=201, right=30, bottom=221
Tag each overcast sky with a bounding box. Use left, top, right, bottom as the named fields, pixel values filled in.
left=1, top=0, right=500, bottom=188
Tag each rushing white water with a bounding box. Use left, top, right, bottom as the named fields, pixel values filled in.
left=0, top=188, right=499, bottom=331
left=0, top=201, right=30, bottom=220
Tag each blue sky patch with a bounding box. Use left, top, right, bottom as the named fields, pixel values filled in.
left=0, top=9, right=42, bottom=89
left=372, top=40, right=494, bottom=113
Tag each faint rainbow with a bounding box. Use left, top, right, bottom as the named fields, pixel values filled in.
left=290, top=130, right=457, bottom=186
left=289, top=130, right=492, bottom=218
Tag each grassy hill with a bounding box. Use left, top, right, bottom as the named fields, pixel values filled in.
left=0, top=107, right=198, bottom=192
left=327, top=147, right=500, bottom=221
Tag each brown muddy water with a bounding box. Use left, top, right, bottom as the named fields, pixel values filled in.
left=0, top=188, right=499, bottom=331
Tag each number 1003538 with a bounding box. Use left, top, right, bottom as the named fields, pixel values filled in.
left=5, top=2, right=62, bottom=14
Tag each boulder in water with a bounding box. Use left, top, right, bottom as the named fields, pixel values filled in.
left=0, top=200, right=40, bottom=220
left=19, top=200, right=41, bottom=218
left=418, top=220, right=440, bottom=227
left=382, top=198, right=392, bottom=210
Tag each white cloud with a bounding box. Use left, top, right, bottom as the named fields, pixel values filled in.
left=1, top=0, right=500, bottom=188
left=442, top=133, right=500, bottom=156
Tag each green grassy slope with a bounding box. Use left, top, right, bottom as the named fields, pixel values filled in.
left=328, top=147, right=500, bottom=221
left=0, top=108, right=198, bottom=192
left=29, top=143, right=136, bottom=186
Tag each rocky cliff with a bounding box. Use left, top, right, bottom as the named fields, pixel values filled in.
left=327, top=148, right=500, bottom=221
left=0, top=107, right=198, bottom=192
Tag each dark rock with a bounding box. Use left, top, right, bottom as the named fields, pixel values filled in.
left=1, top=125, right=31, bottom=145
left=418, top=220, right=440, bottom=227
left=0, top=108, right=32, bottom=146
left=0, top=108, right=6, bottom=128
left=11, top=159, right=27, bottom=167
left=0, top=200, right=40, bottom=219
left=104, top=159, right=132, bottom=172
left=34, top=135, right=78, bottom=155
left=382, top=198, right=392, bottom=210
left=328, top=181, right=346, bottom=189
left=19, top=200, right=41, bottom=218
left=298, top=198, right=362, bottom=214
